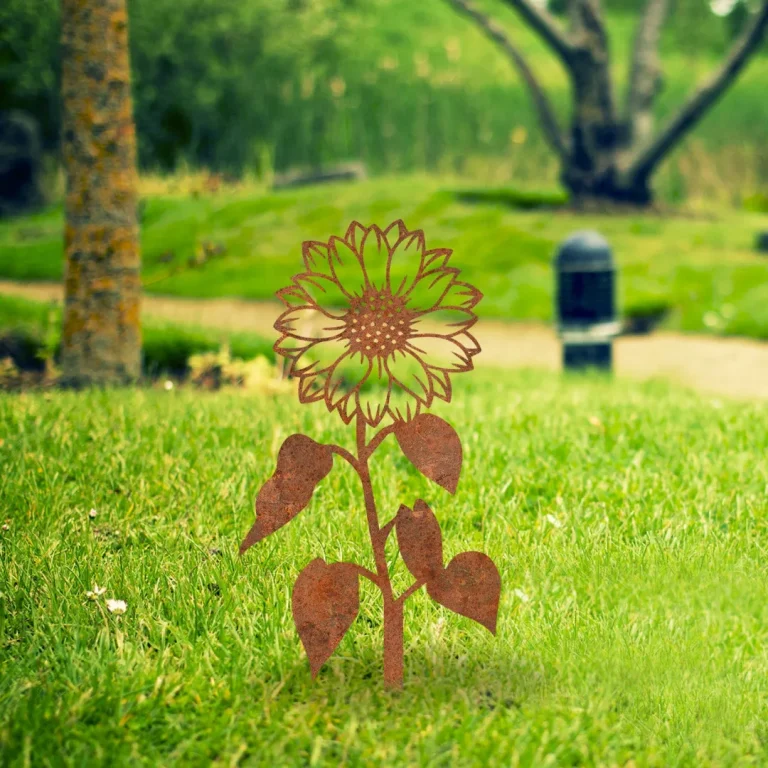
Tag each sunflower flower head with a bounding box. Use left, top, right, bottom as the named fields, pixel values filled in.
left=274, top=220, right=482, bottom=426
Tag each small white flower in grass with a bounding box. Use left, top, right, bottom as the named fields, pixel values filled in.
left=1, top=521, right=9, bottom=532
left=86, top=585, right=106, bottom=600
left=545, top=514, right=563, bottom=529
left=513, top=589, right=531, bottom=603
left=89, top=508, right=98, bottom=520
left=107, top=599, right=127, bottom=615
left=164, top=380, right=174, bottom=391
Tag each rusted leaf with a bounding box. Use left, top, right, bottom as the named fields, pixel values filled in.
left=395, top=413, right=462, bottom=494
left=427, top=551, right=501, bottom=634
left=395, top=500, right=443, bottom=582
left=292, top=558, right=360, bottom=677
left=239, top=434, right=333, bottom=555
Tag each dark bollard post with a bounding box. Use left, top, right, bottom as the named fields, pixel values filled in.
left=554, top=231, right=620, bottom=372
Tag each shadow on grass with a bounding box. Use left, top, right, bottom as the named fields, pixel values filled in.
left=452, top=186, right=569, bottom=211
left=271, top=641, right=545, bottom=713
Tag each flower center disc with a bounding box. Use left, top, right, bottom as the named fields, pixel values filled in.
left=344, top=290, right=415, bottom=358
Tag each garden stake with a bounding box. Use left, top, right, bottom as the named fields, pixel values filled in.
left=239, top=220, right=500, bottom=688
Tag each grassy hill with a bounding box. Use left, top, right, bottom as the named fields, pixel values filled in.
left=3, top=176, right=768, bottom=339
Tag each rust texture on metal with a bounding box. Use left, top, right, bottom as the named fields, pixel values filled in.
left=396, top=500, right=444, bottom=583
left=239, top=435, right=333, bottom=555
left=292, top=559, right=360, bottom=678
left=427, top=551, right=502, bottom=635
left=239, top=220, right=500, bottom=687
left=394, top=414, right=463, bottom=494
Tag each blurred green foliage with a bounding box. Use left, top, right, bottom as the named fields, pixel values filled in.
left=2, top=0, right=767, bottom=182
left=0, top=294, right=274, bottom=376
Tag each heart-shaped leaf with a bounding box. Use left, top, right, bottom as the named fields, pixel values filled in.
left=395, top=414, right=462, bottom=494
left=292, top=558, right=360, bottom=677
left=239, top=434, right=333, bottom=555
left=395, top=500, right=443, bottom=582
left=427, top=551, right=501, bottom=634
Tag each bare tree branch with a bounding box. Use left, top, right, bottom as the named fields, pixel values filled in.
left=498, top=0, right=575, bottom=64
left=572, top=0, right=607, bottom=40
left=568, top=0, right=617, bottom=121
left=442, top=0, right=570, bottom=159
left=624, top=0, right=670, bottom=145
left=628, top=0, right=768, bottom=179
left=564, top=0, right=609, bottom=48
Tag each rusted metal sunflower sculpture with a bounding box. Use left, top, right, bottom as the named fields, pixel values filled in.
left=240, top=220, right=500, bottom=688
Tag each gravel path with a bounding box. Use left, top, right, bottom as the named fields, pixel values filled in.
left=3, top=279, right=768, bottom=401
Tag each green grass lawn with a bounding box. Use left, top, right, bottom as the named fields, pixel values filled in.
left=3, top=176, right=768, bottom=339
left=2, top=369, right=768, bottom=765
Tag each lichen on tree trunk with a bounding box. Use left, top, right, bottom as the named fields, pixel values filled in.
left=60, top=0, right=141, bottom=387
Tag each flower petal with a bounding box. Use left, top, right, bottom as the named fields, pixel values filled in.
left=356, top=357, right=391, bottom=426
left=411, top=308, right=477, bottom=335
left=298, top=374, right=326, bottom=403
left=385, top=349, right=433, bottom=405
left=451, top=331, right=481, bottom=357
left=429, top=369, right=452, bottom=402
left=383, top=219, right=408, bottom=246
left=292, top=336, right=350, bottom=374
left=294, top=273, right=350, bottom=313
left=387, top=230, right=425, bottom=296
left=302, top=241, right=333, bottom=278
left=326, top=351, right=371, bottom=404
left=405, top=268, right=459, bottom=312
left=329, top=236, right=367, bottom=298
left=423, top=248, right=452, bottom=271
left=407, top=334, right=477, bottom=372
left=360, top=225, right=391, bottom=292
left=335, top=393, right=359, bottom=424
left=344, top=221, right=368, bottom=254
left=274, top=334, right=310, bottom=361
left=388, top=397, right=421, bottom=423
left=439, top=280, right=482, bottom=310
left=276, top=285, right=311, bottom=308
left=275, top=307, right=347, bottom=341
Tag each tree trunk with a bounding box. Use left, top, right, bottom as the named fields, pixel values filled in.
left=561, top=84, right=652, bottom=206
left=60, top=0, right=141, bottom=387
left=443, top=0, right=768, bottom=208
left=559, top=1, right=649, bottom=206
left=560, top=161, right=652, bottom=206
left=560, top=52, right=646, bottom=204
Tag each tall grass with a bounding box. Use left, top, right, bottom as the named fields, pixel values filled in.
left=257, top=1, right=768, bottom=203
left=269, top=65, right=768, bottom=204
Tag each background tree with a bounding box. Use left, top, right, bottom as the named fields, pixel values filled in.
left=443, top=0, right=768, bottom=205
left=60, top=0, right=141, bottom=385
